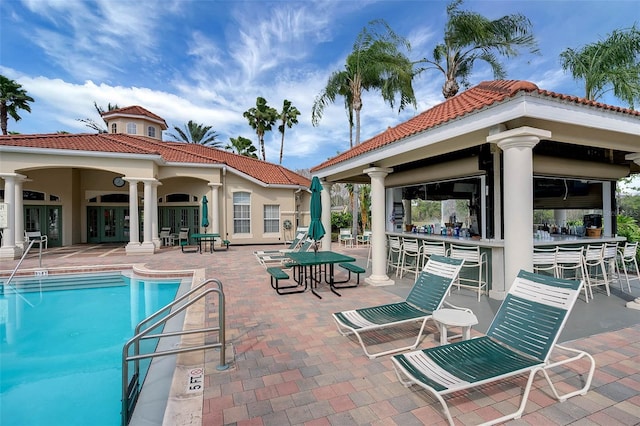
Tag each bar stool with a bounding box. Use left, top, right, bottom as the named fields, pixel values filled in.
left=397, top=237, right=423, bottom=281
left=618, top=241, right=640, bottom=292
left=556, top=246, right=589, bottom=302
left=447, top=244, right=487, bottom=301
left=420, top=240, right=447, bottom=270
left=583, top=244, right=610, bottom=300
left=532, top=247, right=558, bottom=277
left=387, top=235, right=402, bottom=274
left=602, top=242, right=621, bottom=290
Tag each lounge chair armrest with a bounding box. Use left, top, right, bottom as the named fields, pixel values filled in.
left=442, top=301, right=473, bottom=313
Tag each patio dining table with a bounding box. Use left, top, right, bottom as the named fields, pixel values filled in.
left=285, top=250, right=356, bottom=299
left=190, top=233, right=220, bottom=253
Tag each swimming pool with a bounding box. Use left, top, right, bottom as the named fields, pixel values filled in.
left=0, top=272, right=183, bottom=426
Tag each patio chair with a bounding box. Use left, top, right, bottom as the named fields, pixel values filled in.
left=339, top=228, right=354, bottom=247
left=332, top=255, right=465, bottom=359
left=159, top=227, right=175, bottom=246
left=178, top=227, right=199, bottom=253
left=391, top=270, right=594, bottom=426
left=24, top=230, right=48, bottom=250
left=356, top=230, right=372, bottom=246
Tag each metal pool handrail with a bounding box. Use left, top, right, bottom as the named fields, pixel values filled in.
left=2, top=240, right=38, bottom=307
left=121, top=278, right=227, bottom=425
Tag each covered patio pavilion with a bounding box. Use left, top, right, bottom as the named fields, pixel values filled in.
left=311, top=80, right=640, bottom=299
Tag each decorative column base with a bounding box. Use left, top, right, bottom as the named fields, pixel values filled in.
left=126, top=242, right=156, bottom=255
left=365, top=274, right=395, bottom=287
left=0, top=246, right=22, bottom=260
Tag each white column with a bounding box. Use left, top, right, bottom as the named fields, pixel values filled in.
left=602, top=181, right=613, bottom=236
left=14, top=176, right=25, bottom=249
left=209, top=183, right=221, bottom=234
left=321, top=181, right=332, bottom=251
left=364, top=167, right=394, bottom=286
left=0, top=174, right=21, bottom=259
left=488, top=126, right=551, bottom=296
left=554, top=210, right=567, bottom=230
left=151, top=182, right=160, bottom=248
left=402, top=199, right=411, bottom=230
left=130, top=179, right=156, bottom=254
left=125, top=179, right=140, bottom=254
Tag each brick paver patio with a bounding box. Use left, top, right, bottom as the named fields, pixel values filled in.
left=2, top=243, right=639, bottom=425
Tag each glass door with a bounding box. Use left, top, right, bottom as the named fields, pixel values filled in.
left=87, top=206, right=132, bottom=243
left=24, top=205, right=62, bottom=247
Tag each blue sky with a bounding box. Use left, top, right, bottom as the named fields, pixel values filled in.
left=1, top=0, right=638, bottom=172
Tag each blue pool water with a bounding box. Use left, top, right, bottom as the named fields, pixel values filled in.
left=0, top=273, right=182, bottom=426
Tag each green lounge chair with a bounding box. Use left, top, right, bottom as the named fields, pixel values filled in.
left=391, top=270, right=595, bottom=426
left=332, top=255, right=465, bottom=359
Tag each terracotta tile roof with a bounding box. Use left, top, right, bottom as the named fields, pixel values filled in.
left=0, top=133, right=154, bottom=154
left=101, top=105, right=168, bottom=129
left=311, top=80, right=640, bottom=172
left=0, top=133, right=310, bottom=187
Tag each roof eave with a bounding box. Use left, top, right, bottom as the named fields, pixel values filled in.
left=0, top=145, right=163, bottom=161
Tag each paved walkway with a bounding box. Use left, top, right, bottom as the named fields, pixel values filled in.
left=3, top=243, right=640, bottom=425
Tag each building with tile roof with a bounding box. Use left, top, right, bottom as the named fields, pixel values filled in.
left=311, top=80, right=640, bottom=298
left=0, top=108, right=311, bottom=258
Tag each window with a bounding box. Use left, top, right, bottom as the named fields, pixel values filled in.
left=111, top=123, right=117, bottom=133
left=264, top=205, right=280, bottom=233
left=23, top=190, right=45, bottom=201
left=233, top=192, right=250, bottom=234
left=147, top=126, right=156, bottom=138
left=166, top=193, right=191, bottom=202
left=126, top=122, right=137, bottom=134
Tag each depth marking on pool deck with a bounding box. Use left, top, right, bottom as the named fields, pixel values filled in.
left=186, top=367, right=204, bottom=393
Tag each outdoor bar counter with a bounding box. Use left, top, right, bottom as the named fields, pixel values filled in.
left=533, top=234, right=626, bottom=246
left=387, top=231, right=626, bottom=298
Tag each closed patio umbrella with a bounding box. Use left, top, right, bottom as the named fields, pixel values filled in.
left=308, top=176, right=325, bottom=252
left=201, top=195, right=209, bottom=233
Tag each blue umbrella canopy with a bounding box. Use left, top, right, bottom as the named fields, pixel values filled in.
left=308, top=177, right=325, bottom=242
left=201, top=195, right=210, bottom=230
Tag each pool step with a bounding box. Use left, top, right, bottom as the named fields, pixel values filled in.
left=2, top=272, right=126, bottom=293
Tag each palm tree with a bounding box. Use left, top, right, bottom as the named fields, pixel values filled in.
left=243, top=97, right=278, bottom=161
left=78, top=102, right=119, bottom=133
left=277, top=99, right=300, bottom=165
left=313, top=19, right=417, bottom=234
left=560, top=25, right=640, bottom=109
left=0, top=75, right=34, bottom=135
left=225, top=136, right=259, bottom=158
left=168, top=120, right=221, bottom=146
left=312, top=19, right=416, bottom=146
left=419, top=0, right=539, bottom=99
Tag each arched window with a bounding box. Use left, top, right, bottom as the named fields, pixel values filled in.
left=233, top=192, right=251, bottom=234
left=147, top=126, right=156, bottom=138
left=126, top=122, right=137, bottom=134
left=111, top=123, right=117, bottom=133
left=166, top=193, right=191, bottom=203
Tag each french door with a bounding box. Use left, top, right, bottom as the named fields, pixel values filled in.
left=24, top=205, right=62, bottom=247
left=87, top=206, right=132, bottom=243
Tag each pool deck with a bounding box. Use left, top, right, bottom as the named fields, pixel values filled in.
left=2, top=243, right=640, bottom=425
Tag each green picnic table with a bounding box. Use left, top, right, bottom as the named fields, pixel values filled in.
left=190, top=233, right=220, bottom=253
left=285, top=251, right=356, bottom=298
